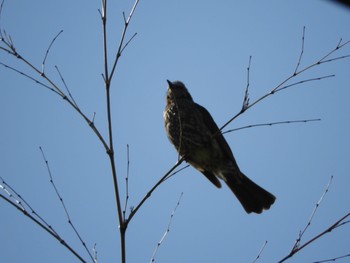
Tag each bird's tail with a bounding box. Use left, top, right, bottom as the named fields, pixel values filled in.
left=224, top=171, right=276, bottom=214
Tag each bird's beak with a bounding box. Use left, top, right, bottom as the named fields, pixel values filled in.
left=167, top=79, right=173, bottom=87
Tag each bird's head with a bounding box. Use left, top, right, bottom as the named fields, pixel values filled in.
left=166, top=80, right=193, bottom=103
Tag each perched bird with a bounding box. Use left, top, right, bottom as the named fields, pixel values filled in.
left=164, top=80, right=276, bottom=214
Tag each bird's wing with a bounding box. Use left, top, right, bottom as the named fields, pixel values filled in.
left=196, top=103, right=238, bottom=165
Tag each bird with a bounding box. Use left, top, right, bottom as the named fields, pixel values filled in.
left=163, top=80, right=276, bottom=214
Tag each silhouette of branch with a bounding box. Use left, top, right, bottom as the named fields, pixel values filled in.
left=99, top=2, right=140, bottom=262
left=1, top=1, right=141, bottom=262
left=55, top=65, right=79, bottom=109
left=0, top=40, right=109, bottom=151
left=126, top=157, right=184, bottom=225
left=42, top=30, right=63, bottom=75
left=123, top=144, right=131, bottom=221
left=293, top=176, right=333, bottom=251
left=242, top=55, right=251, bottom=111
left=222, top=118, right=321, bottom=135
left=93, top=243, right=98, bottom=263
left=164, top=164, right=191, bottom=182
left=0, top=62, right=61, bottom=95
left=294, top=26, right=305, bottom=74
left=0, top=175, right=57, bottom=235
left=0, top=0, right=4, bottom=23
left=279, top=211, right=350, bottom=263
left=252, top=240, right=268, bottom=263
left=106, top=0, right=139, bottom=82
left=312, top=253, right=350, bottom=263
left=1, top=1, right=109, bottom=152
left=0, top=176, right=87, bottom=263
left=220, top=28, right=350, bottom=132
left=150, top=192, right=183, bottom=263
left=39, top=146, right=95, bottom=262
left=120, top=32, right=137, bottom=54
left=278, top=176, right=350, bottom=262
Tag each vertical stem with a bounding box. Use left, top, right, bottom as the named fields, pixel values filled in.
left=101, top=0, right=109, bottom=83
left=106, top=85, right=125, bottom=262
left=101, top=1, right=140, bottom=262
left=120, top=227, right=126, bottom=263
left=101, top=1, right=126, bottom=262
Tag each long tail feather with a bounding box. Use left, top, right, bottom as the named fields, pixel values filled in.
left=225, top=172, right=276, bottom=214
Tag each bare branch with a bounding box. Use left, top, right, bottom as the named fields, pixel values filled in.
left=120, top=32, right=137, bottom=54
left=0, top=175, right=58, bottom=236
left=0, top=62, right=61, bottom=95
left=39, top=147, right=95, bottom=262
left=0, top=176, right=87, bottom=263
left=93, top=243, right=98, bottom=263
left=126, top=157, right=184, bottom=225
left=150, top=192, right=183, bottom=263
left=98, top=2, right=141, bottom=262
left=123, top=144, right=131, bottom=221
left=252, top=240, right=268, bottom=263
left=1, top=37, right=110, bottom=151
left=42, top=30, right=63, bottom=75
left=55, top=65, right=79, bottom=109
left=164, top=164, right=190, bottom=182
left=222, top=118, right=321, bottom=135
left=312, top=253, right=350, bottom=263
left=219, top=30, right=350, bottom=132
left=275, top=74, right=335, bottom=93
left=279, top=212, right=350, bottom=263
left=241, top=55, right=251, bottom=112
left=294, top=26, right=305, bottom=74
left=278, top=177, right=350, bottom=263
left=108, top=0, right=140, bottom=82
left=293, top=176, right=333, bottom=250
left=0, top=0, right=5, bottom=27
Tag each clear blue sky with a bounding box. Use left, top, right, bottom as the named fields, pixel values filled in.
left=1, top=1, right=350, bottom=262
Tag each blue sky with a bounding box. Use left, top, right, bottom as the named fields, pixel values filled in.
left=1, top=1, right=350, bottom=262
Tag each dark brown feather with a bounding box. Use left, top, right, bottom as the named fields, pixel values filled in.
left=164, top=80, right=276, bottom=214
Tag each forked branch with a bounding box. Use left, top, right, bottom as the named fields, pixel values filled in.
left=220, top=28, right=350, bottom=132
left=278, top=176, right=350, bottom=262
left=0, top=176, right=87, bottom=263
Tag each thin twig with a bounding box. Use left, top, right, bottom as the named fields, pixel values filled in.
left=252, top=240, right=268, bottom=263
left=0, top=175, right=58, bottom=236
left=120, top=32, right=137, bottom=54
left=1, top=36, right=110, bottom=150
left=0, top=62, right=61, bottom=95
left=0, top=176, right=25, bottom=211
left=278, top=211, right=350, bottom=263
left=294, top=26, right=305, bottom=74
left=294, top=176, right=333, bottom=250
left=219, top=30, right=350, bottom=133
left=276, top=74, right=335, bottom=93
left=0, top=0, right=5, bottom=27
left=123, top=144, right=131, bottom=221
left=163, top=164, right=190, bottom=182
left=312, top=253, right=350, bottom=263
left=108, top=0, right=140, bottom=82
left=126, top=157, right=184, bottom=225
left=42, top=30, right=63, bottom=75
left=278, top=177, right=350, bottom=263
left=39, top=147, right=95, bottom=262
left=99, top=1, right=141, bottom=263
left=150, top=192, right=183, bottom=263
left=0, top=176, right=87, bottom=263
left=222, top=118, right=321, bottom=135
left=93, top=243, right=98, bottom=263
left=242, top=55, right=251, bottom=111
left=55, top=65, right=79, bottom=109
